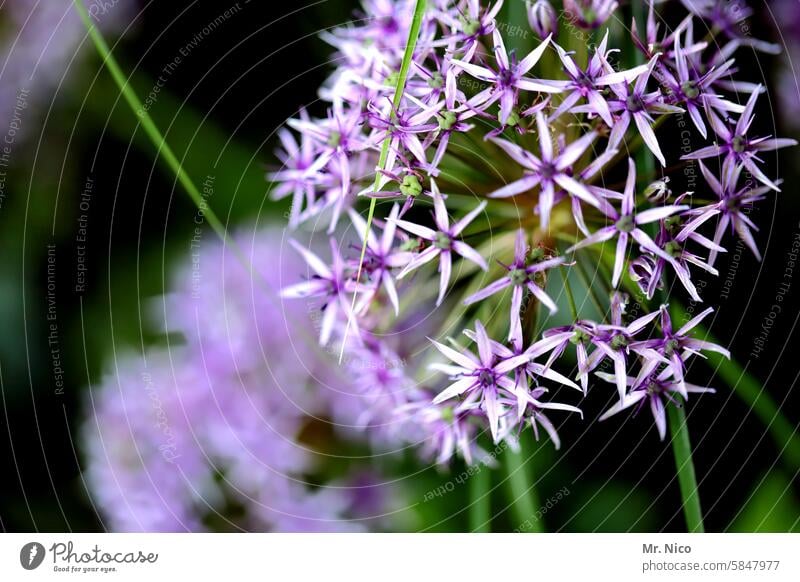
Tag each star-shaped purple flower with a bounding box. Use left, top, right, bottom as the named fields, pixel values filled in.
left=464, top=229, right=566, bottom=340
left=452, top=29, right=561, bottom=125
left=430, top=321, right=533, bottom=442
left=568, top=158, right=687, bottom=287
left=681, top=88, right=798, bottom=191
left=632, top=305, right=730, bottom=395
left=489, top=112, right=601, bottom=228
left=392, top=180, right=488, bottom=305
left=598, top=358, right=715, bottom=440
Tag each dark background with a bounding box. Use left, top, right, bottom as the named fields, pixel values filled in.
left=0, top=0, right=797, bottom=532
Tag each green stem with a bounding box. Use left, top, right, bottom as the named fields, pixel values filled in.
left=559, top=265, right=579, bottom=320
left=73, top=0, right=227, bottom=243
left=72, top=0, right=332, bottom=357
left=469, top=464, right=492, bottom=532
left=340, top=0, right=427, bottom=361
left=589, top=245, right=800, bottom=474
left=504, top=450, right=543, bottom=532
left=669, top=304, right=800, bottom=474
left=667, top=401, right=705, bottom=532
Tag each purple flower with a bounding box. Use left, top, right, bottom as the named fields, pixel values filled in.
left=527, top=0, right=558, bottom=39
left=288, top=101, right=372, bottom=198
left=563, top=0, right=618, bottom=29
left=392, top=180, right=488, bottom=305
left=430, top=321, right=532, bottom=442
left=549, top=31, right=651, bottom=127
left=430, top=0, right=505, bottom=64
left=397, top=399, right=486, bottom=465
left=581, top=293, right=661, bottom=400
left=281, top=238, right=364, bottom=345
left=464, top=325, right=583, bottom=420
left=538, top=321, right=598, bottom=394
left=489, top=112, right=601, bottom=228
left=348, top=204, right=412, bottom=315
left=413, top=66, right=484, bottom=171
left=696, top=161, right=771, bottom=263
left=643, top=202, right=725, bottom=301
left=679, top=0, right=780, bottom=54
left=269, top=113, right=323, bottom=228
left=497, top=385, right=582, bottom=450
left=598, top=358, right=715, bottom=440
left=568, top=159, right=687, bottom=287
left=681, top=89, right=798, bottom=191
left=452, top=30, right=561, bottom=125
left=464, top=229, right=566, bottom=340
left=605, top=56, right=683, bottom=167
left=633, top=306, right=730, bottom=395
left=367, top=95, right=441, bottom=176
left=631, top=2, right=695, bottom=61
left=658, top=28, right=746, bottom=138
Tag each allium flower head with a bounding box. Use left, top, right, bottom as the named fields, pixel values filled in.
left=266, top=0, right=789, bottom=470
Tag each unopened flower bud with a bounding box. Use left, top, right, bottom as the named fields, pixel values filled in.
left=527, top=0, right=557, bottom=39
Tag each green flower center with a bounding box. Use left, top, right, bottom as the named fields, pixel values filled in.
left=434, top=232, right=452, bottom=250
left=400, top=238, right=424, bottom=252
left=610, top=334, right=629, bottom=350
left=664, top=240, right=682, bottom=257
left=616, top=215, right=635, bottom=233
left=400, top=174, right=423, bottom=197
left=500, top=108, right=521, bottom=127
left=681, top=80, right=700, bottom=100
left=461, top=17, right=480, bottom=36
left=384, top=71, right=400, bottom=87
left=437, top=110, right=458, bottom=131
left=570, top=329, right=590, bottom=345
left=441, top=406, right=454, bottom=423
left=428, top=72, right=444, bottom=89
left=327, top=131, right=341, bottom=148
left=663, top=215, right=681, bottom=234
left=510, top=268, right=529, bottom=286
left=732, top=135, right=747, bottom=153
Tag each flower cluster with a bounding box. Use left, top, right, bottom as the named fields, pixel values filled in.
left=275, top=0, right=794, bottom=461
left=81, top=229, right=404, bottom=531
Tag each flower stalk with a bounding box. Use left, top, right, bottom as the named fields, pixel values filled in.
left=667, top=400, right=705, bottom=533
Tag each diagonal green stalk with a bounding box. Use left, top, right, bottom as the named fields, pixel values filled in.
left=504, top=449, right=543, bottom=532
left=339, top=0, right=427, bottom=362
left=72, top=0, right=335, bottom=358
left=667, top=400, right=705, bottom=532
left=73, top=0, right=228, bottom=244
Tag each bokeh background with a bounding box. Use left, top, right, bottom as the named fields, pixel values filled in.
left=0, top=0, right=798, bottom=532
